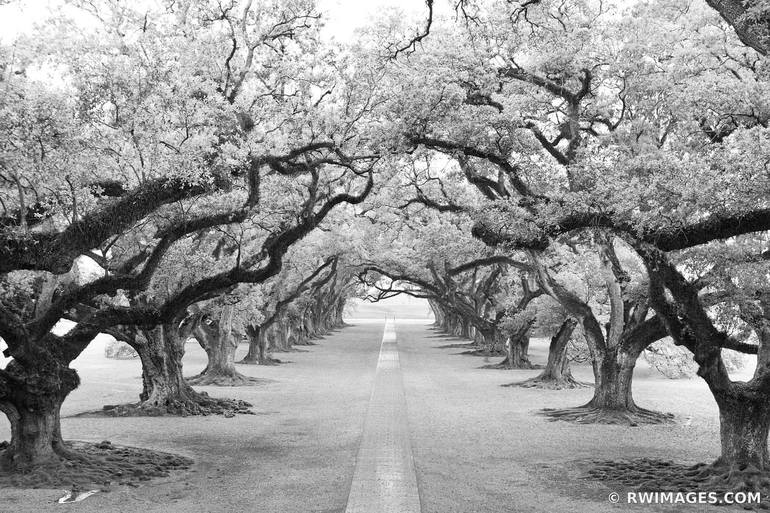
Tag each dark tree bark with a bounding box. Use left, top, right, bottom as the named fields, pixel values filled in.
left=0, top=120, right=373, bottom=479
left=135, top=324, right=190, bottom=408
left=293, top=309, right=316, bottom=345
left=459, top=317, right=473, bottom=339
left=0, top=361, right=76, bottom=469
left=510, top=318, right=587, bottom=389
left=486, top=274, right=542, bottom=369
left=272, top=316, right=293, bottom=351
left=100, top=322, right=252, bottom=416
left=639, top=244, right=770, bottom=469
left=306, top=309, right=322, bottom=339
left=714, top=390, right=770, bottom=469
left=239, top=257, right=339, bottom=364
left=332, top=297, right=347, bottom=327
left=535, top=243, right=672, bottom=425
left=540, top=326, right=672, bottom=424
left=499, top=321, right=535, bottom=369
left=484, top=325, right=534, bottom=368
left=589, top=346, right=641, bottom=408
left=238, top=324, right=280, bottom=365
left=187, top=308, right=263, bottom=386
left=702, top=0, right=769, bottom=56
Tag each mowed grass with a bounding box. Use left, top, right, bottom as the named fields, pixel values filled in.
left=398, top=323, right=749, bottom=513
left=0, top=296, right=752, bottom=512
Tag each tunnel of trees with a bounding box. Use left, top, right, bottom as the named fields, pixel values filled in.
left=1, top=0, right=770, bottom=502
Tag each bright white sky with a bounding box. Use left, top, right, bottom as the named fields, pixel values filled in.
left=0, top=0, right=426, bottom=44
left=323, top=0, right=422, bottom=40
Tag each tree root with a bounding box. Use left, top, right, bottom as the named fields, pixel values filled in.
left=85, top=391, right=253, bottom=417
left=459, top=349, right=507, bottom=357
left=539, top=404, right=675, bottom=426
left=503, top=375, right=590, bottom=389
left=186, top=371, right=267, bottom=387
left=585, top=458, right=770, bottom=509
left=481, top=357, right=540, bottom=370
left=435, top=342, right=478, bottom=349
left=237, top=356, right=282, bottom=366
left=0, top=440, right=192, bottom=489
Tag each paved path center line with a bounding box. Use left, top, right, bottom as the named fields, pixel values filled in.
left=344, top=318, right=422, bottom=513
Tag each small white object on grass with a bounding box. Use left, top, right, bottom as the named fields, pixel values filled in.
left=58, top=490, right=100, bottom=503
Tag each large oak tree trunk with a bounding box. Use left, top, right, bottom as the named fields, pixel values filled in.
left=238, top=324, right=280, bottom=366
left=589, top=348, right=636, bottom=409
left=273, top=318, right=293, bottom=351
left=0, top=358, right=78, bottom=469
left=101, top=322, right=252, bottom=416
left=511, top=318, right=586, bottom=389
left=307, top=310, right=318, bottom=338
left=333, top=298, right=347, bottom=327
left=294, top=312, right=314, bottom=345
left=238, top=325, right=261, bottom=365
left=0, top=343, right=197, bottom=486
left=187, top=308, right=262, bottom=387
left=506, top=333, right=533, bottom=368
left=460, top=318, right=472, bottom=339
left=489, top=318, right=535, bottom=368
left=708, top=324, right=770, bottom=470
left=286, top=318, right=301, bottom=347
left=715, top=395, right=770, bottom=469
left=136, top=324, right=188, bottom=407
left=533, top=243, right=671, bottom=425
left=542, top=344, right=673, bottom=425
left=0, top=399, right=66, bottom=469
left=476, top=328, right=507, bottom=356
left=312, top=300, right=328, bottom=335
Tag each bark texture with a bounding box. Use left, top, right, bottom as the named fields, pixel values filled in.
left=534, top=242, right=672, bottom=425
left=99, top=322, right=252, bottom=416
left=0, top=355, right=78, bottom=470
left=509, top=318, right=587, bottom=389
left=238, top=324, right=281, bottom=365
left=187, top=308, right=264, bottom=386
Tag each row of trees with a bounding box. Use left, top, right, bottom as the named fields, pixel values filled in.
left=356, top=0, right=770, bottom=478
left=0, top=0, right=387, bottom=470
left=102, top=232, right=356, bottom=416
left=0, top=0, right=769, bottom=497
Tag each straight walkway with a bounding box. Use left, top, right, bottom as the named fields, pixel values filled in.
left=344, top=318, right=422, bottom=513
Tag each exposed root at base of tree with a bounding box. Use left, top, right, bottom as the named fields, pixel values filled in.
left=81, top=391, right=253, bottom=417
left=539, top=405, right=675, bottom=425
left=481, top=358, right=541, bottom=370
left=503, top=376, right=590, bottom=389
left=585, top=458, right=770, bottom=509
left=459, top=349, right=507, bottom=357
left=272, top=347, right=308, bottom=353
left=0, top=440, right=192, bottom=490
left=435, top=342, right=477, bottom=349
left=236, top=356, right=282, bottom=366
left=187, top=372, right=268, bottom=387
